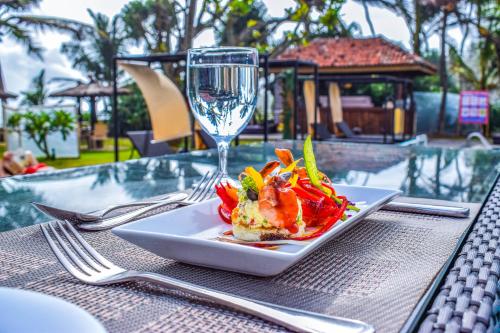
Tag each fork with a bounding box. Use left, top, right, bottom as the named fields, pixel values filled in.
left=41, top=220, right=373, bottom=333
left=33, top=171, right=220, bottom=226
left=76, top=171, right=222, bottom=231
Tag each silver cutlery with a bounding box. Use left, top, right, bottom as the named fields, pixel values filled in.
left=32, top=193, right=183, bottom=223
left=41, top=220, right=374, bottom=333
left=33, top=171, right=222, bottom=231
left=381, top=201, right=470, bottom=218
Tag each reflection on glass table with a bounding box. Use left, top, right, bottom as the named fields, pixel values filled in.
left=1, top=141, right=499, bottom=232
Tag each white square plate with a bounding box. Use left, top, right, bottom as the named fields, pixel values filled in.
left=112, top=185, right=400, bottom=276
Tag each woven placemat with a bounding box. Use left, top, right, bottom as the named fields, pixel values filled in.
left=0, top=197, right=480, bottom=333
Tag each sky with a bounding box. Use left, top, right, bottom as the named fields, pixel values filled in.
left=0, top=0, right=464, bottom=97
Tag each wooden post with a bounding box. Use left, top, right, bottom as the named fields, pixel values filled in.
left=113, top=58, right=119, bottom=162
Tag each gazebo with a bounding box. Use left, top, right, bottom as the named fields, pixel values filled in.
left=50, top=81, right=130, bottom=133
left=277, top=37, right=437, bottom=142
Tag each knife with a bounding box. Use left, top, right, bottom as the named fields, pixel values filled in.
left=381, top=201, right=470, bottom=218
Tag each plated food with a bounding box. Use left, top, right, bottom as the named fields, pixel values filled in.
left=215, top=136, right=359, bottom=244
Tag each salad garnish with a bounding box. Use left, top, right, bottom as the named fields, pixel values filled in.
left=215, top=136, right=359, bottom=245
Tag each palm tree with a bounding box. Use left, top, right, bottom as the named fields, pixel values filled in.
left=0, top=0, right=86, bottom=59
left=121, top=0, right=178, bottom=54
left=61, top=9, right=126, bottom=85
left=353, top=0, right=439, bottom=55
left=20, top=69, right=47, bottom=106
left=454, top=0, right=500, bottom=81
left=449, top=42, right=498, bottom=91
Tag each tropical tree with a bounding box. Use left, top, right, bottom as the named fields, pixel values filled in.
left=413, top=49, right=458, bottom=92
left=20, top=69, right=47, bottom=106
left=122, top=0, right=356, bottom=59
left=449, top=42, right=498, bottom=91
left=117, top=82, right=150, bottom=135
left=216, top=0, right=358, bottom=56
left=453, top=0, right=500, bottom=80
left=7, top=110, right=75, bottom=159
left=354, top=0, right=441, bottom=55
left=0, top=0, right=86, bottom=60
left=61, top=9, right=126, bottom=84
left=434, top=1, right=458, bottom=134
left=121, top=0, right=178, bottom=54
left=0, top=0, right=86, bottom=134
left=217, top=0, right=269, bottom=48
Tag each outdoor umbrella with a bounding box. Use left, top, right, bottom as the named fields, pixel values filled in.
left=50, top=81, right=130, bottom=132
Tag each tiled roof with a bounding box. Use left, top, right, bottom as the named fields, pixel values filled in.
left=277, top=37, right=436, bottom=74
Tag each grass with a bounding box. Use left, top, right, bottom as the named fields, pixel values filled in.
left=0, top=138, right=141, bottom=170
left=42, top=138, right=141, bottom=169
left=0, top=137, right=261, bottom=170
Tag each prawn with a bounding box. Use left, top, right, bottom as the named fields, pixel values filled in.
left=258, top=176, right=299, bottom=233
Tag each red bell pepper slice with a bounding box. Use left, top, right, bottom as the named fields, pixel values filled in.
left=292, top=196, right=348, bottom=240
left=218, top=204, right=233, bottom=224
left=215, top=183, right=238, bottom=211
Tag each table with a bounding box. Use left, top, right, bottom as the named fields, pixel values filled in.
left=1, top=141, right=499, bottom=232
left=1, top=141, right=500, bottom=332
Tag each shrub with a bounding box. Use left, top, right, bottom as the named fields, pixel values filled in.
left=7, top=110, right=75, bottom=159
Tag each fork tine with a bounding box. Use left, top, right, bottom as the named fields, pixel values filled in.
left=47, top=223, right=95, bottom=276
left=55, top=220, right=103, bottom=272
left=41, top=224, right=93, bottom=281
left=198, top=172, right=223, bottom=202
left=186, top=171, right=210, bottom=201
left=62, top=220, right=115, bottom=269
left=190, top=171, right=217, bottom=202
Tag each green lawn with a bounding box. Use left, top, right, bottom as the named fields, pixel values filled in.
left=42, top=138, right=141, bottom=169
left=0, top=137, right=259, bottom=170
left=0, top=138, right=140, bottom=170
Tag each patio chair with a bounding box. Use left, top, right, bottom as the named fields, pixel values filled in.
left=119, top=63, right=192, bottom=149
left=127, top=130, right=173, bottom=157
left=89, top=122, right=108, bottom=149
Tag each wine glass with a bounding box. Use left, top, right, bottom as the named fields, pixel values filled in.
left=187, top=47, right=258, bottom=183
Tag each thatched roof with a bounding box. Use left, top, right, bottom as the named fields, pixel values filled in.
left=50, top=81, right=130, bottom=98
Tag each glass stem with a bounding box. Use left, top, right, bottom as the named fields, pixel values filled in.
left=217, top=140, right=229, bottom=178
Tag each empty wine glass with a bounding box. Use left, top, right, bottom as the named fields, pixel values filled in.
left=187, top=47, right=258, bottom=183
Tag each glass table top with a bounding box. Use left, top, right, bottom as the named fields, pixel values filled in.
left=1, top=141, right=499, bottom=232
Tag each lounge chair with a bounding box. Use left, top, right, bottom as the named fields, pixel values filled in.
left=127, top=131, right=173, bottom=157
left=316, top=122, right=395, bottom=144
left=119, top=63, right=192, bottom=150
